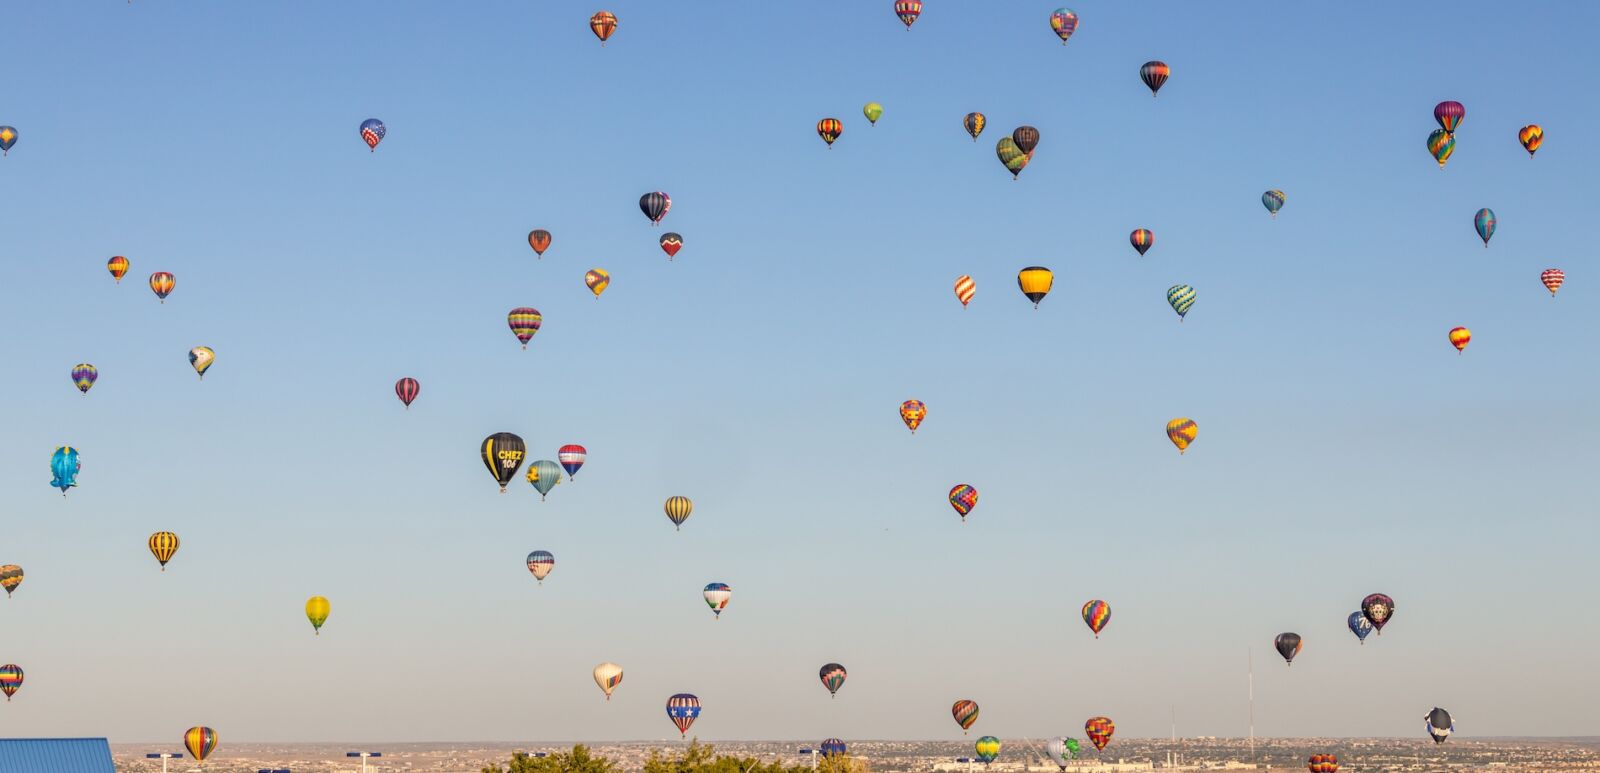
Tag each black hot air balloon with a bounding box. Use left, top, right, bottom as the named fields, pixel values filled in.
left=640, top=192, right=671, bottom=225
left=1012, top=126, right=1040, bottom=155
left=1361, top=593, right=1395, bottom=634
left=481, top=433, right=527, bottom=493
left=1274, top=632, right=1302, bottom=666
left=1425, top=707, right=1453, bottom=744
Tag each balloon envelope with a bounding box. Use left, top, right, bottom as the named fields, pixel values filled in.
left=703, top=582, right=732, bottom=617
left=952, top=700, right=980, bottom=732
left=526, top=459, right=562, bottom=499
left=819, top=663, right=848, bottom=696
left=1362, top=593, right=1396, bottom=632
left=1347, top=611, right=1372, bottom=643
left=667, top=693, right=702, bottom=737
left=1275, top=632, right=1303, bottom=665
left=360, top=118, right=386, bottom=151
left=184, top=727, right=217, bottom=761
left=148, top=531, right=180, bottom=569
left=306, top=595, right=330, bottom=634
left=481, top=433, right=527, bottom=492
left=975, top=736, right=1001, bottom=764
left=593, top=662, right=623, bottom=699
left=527, top=550, right=555, bottom=582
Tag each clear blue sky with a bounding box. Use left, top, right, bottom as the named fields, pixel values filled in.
left=2, top=0, right=1596, bottom=745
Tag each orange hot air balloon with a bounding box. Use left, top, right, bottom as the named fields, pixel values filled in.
left=528, top=229, right=552, bottom=257
left=1519, top=124, right=1543, bottom=158
left=149, top=272, right=175, bottom=303
left=590, top=11, right=618, bottom=45
left=1448, top=327, right=1471, bottom=353
left=818, top=118, right=843, bottom=147
left=1166, top=418, right=1197, bottom=454
left=900, top=400, right=926, bottom=433
left=954, top=275, right=975, bottom=308
left=107, top=256, right=130, bottom=282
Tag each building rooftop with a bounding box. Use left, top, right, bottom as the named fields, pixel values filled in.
left=0, top=738, right=117, bottom=772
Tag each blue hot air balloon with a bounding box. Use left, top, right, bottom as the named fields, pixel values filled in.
left=1348, top=611, right=1373, bottom=644
left=1474, top=208, right=1496, bottom=247
left=360, top=118, right=386, bottom=151
left=820, top=739, right=847, bottom=758
left=666, top=693, right=702, bottom=738
left=50, top=446, right=81, bottom=495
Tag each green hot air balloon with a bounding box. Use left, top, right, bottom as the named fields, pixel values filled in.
left=975, top=736, right=1001, bottom=764
left=1166, top=284, right=1196, bottom=321
left=863, top=102, right=884, bottom=126
left=525, top=459, right=563, bottom=500
left=996, top=137, right=1030, bottom=179
left=481, top=433, right=527, bottom=492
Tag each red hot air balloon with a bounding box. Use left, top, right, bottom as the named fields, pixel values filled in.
left=1085, top=717, right=1115, bottom=751
left=528, top=229, right=552, bottom=257
left=659, top=233, right=683, bottom=260
left=1308, top=753, right=1339, bottom=773
left=395, top=378, right=420, bottom=409
left=1140, top=61, right=1169, bottom=96
left=894, top=0, right=922, bottom=30
left=1541, top=268, right=1565, bottom=297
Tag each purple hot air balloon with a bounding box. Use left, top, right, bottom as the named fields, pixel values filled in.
left=1434, top=101, right=1464, bottom=135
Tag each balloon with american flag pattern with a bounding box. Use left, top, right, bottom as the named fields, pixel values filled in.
left=1541, top=268, right=1564, bottom=297
left=954, top=275, right=975, bottom=308
left=360, top=118, right=385, bottom=152
left=667, top=693, right=701, bottom=737
left=558, top=444, right=587, bottom=478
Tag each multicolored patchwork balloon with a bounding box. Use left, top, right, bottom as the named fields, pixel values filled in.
left=1081, top=599, right=1111, bottom=638
left=508, top=307, right=542, bottom=348
left=1049, top=8, right=1079, bottom=44
left=900, top=400, right=927, bottom=433
left=1428, top=129, right=1455, bottom=169
left=585, top=268, right=610, bottom=299
left=1130, top=228, right=1154, bottom=256
left=819, top=663, right=847, bottom=697
left=952, top=699, right=980, bottom=733
left=894, top=0, right=921, bottom=30
left=818, top=118, right=843, bottom=147
left=184, top=727, right=217, bottom=762
left=0, top=665, right=20, bottom=701
left=948, top=484, right=978, bottom=521
left=1166, top=418, right=1197, bottom=454
left=590, top=11, right=618, bottom=45
left=1434, top=101, right=1465, bottom=134
left=1085, top=717, right=1115, bottom=751
left=107, top=256, right=130, bottom=282
left=149, top=271, right=175, bottom=303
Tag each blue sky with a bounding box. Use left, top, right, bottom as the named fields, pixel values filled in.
left=1, top=0, right=1596, bottom=744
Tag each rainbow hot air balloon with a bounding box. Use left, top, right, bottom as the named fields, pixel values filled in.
left=819, top=663, right=847, bottom=697
left=1541, top=268, right=1565, bottom=297
left=703, top=582, right=731, bottom=619
left=1428, top=129, right=1455, bottom=169
left=1275, top=632, right=1303, bottom=666
left=1308, top=753, right=1340, bottom=773
left=964, top=112, right=986, bottom=141
left=1362, top=593, right=1395, bottom=633
left=1474, top=208, right=1496, bottom=247
left=1140, top=61, right=1169, bottom=96
left=526, top=459, right=562, bottom=500
left=1434, top=101, right=1464, bottom=134
left=149, top=271, right=175, bottom=302
left=975, top=736, right=1001, bottom=764
left=1166, top=284, right=1196, bottom=321
left=585, top=268, right=610, bottom=299
left=640, top=191, right=671, bottom=225
left=0, top=565, right=21, bottom=598
left=527, top=550, right=555, bottom=584
left=0, top=665, right=19, bottom=701
left=558, top=445, right=587, bottom=478
left=51, top=446, right=81, bottom=495
left=1448, top=327, right=1471, bottom=354
left=1085, top=717, right=1115, bottom=752
left=184, top=727, right=217, bottom=761
left=528, top=229, right=552, bottom=257
left=660, top=232, right=683, bottom=260
left=1130, top=229, right=1154, bottom=256
left=894, top=0, right=921, bottom=30
left=996, top=137, right=1030, bottom=179
left=593, top=662, right=623, bottom=700
left=948, top=484, right=978, bottom=522
left=1082, top=599, right=1111, bottom=637
left=481, top=432, right=527, bottom=492
left=1519, top=124, right=1543, bottom=158
left=1166, top=418, right=1197, bottom=454
left=306, top=595, right=330, bottom=635
left=0, top=126, right=16, bottom=155
left=107, top=256, right=130, bottom=282
left=508, top=307, right=542, bottom=348
left=189, top=346, right=215, bottom=379
left=818, top=118, right=843, bottom=147
left=590, top=11, right=618, bottom=45
left=360, top=118, right=386, bottom=151
left=954, top=275, right=976, bottom=308
left=900, top=399, right=926, bottom=433
left=1017, top=266, right=1053, bottom=307
left=952, top=700, right=980, bottom=734
left=148, top=531, right=180, bottom=570
left=864, top=102, right=884, bottom=126
left=1262, top=190, right=1285, bottom=218
left=667, top=693, right=702, bottom=737
left=1050, top=8, right=1079, bottom=44
left=72, top=364, right=98, bottom=395
left=395, top=377, right=420, bottom=409
left=665, top=495, right=693, bottom=530
left=1347, top=611, right=1372, bottom=644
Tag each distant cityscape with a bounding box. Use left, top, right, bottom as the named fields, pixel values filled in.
left=110, top=737, right=1600, bottom=772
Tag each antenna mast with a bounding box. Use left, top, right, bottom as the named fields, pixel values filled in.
left=1248, top=648, right=1256, bottom=761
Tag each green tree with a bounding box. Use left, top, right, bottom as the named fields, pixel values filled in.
left=484, top=744, right=620, bottom=773
left=642, top=740, right=817, bottom=773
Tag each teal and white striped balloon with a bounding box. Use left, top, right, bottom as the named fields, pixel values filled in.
left=1166, top=284, right=1196, bottom=320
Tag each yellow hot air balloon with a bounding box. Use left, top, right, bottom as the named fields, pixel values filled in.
left=1017, top=267, right=1054, bottom=308
left=585, top=268, right=610, bottom=299
left=1166, top=418, right=1197, bottom=454
left=593, top=662, right=623, bottom=700
left=306, top=595, right=330, bottom=635
left=189, top=346, right=215, bottom=379
left=148, top=531, right=180, bottom=570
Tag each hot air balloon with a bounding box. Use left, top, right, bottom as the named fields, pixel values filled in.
left=1426, top=707, right=1453, bottom=743
left=819, top=663, right=847, bottom=697
left=148, top=531, right=180, bottom=570
left=894, top=0, right=921, bottom=30
left=1434, top=101, right=1464, bottom=134
left=996, top=137, right=1030, bottom=179
left=306, top=595, right=330, bottom=635
left=667, top=694, right=702, bottom=737
left=1428, top=129, right=1455, bottom=169
left=0, top=565, right=21, bottom=598
left=818, top=118, right=843, bottom=147
left=1519, top=124, right=1543, bottom=158
left=820, top=739, right=847, bottom=758
left=1082, top=599, right=1111, bottom=638
left=594, top=662, right=623, bottom=700
left=900, top=400, right=927, bottom=433
left=508, top=307, right=542, bottom=349
left=1448, top=327, right=1471, bottom=354
left=0, top=126, right=15, bottom=155
left=72, top=364, right=98, bottom=395
left=1474, top=208, right=1496, bottom=247
left=482, top=433, right=527, bottom=493
left=665, top=495, right=693, bottom=530
left=1262, top=190, right=1285, bottom=218
left=1050, top=8, right=1079, bottom=44
left=149, top=271, right=175, bottom=302
left=954, top=275, right=976, bottom=308
left=975, top=736, right=1000, bottom=764
left=585, top=269, right=610, bottom=299
left=964, top=112, right=986, bottom=141
left=703, top=582, right=731, bottom=619
left=948, top=484, right=978, bottom=522
left=1362, top=593, right=1395, bottom=633
left=50, top=446, right=81, bottom=495
left=640, top=192, right=671, bottom=225
left=660, top=233, right=683, bottom=260
left=527, top=550, right=555, bottom=584
left=1140, top=61, right=1169, bottom=96
left=0, top=665, right=20, bottom=701
left=1012, top=126, right=1040, bottom=155
left=590, top=11, right=618, bottom=45
left=1308, top=753, right=1339, bottom=773
left=1347, top=611, right=1372, bottom=644
left=1044, top=738, right=1080, bottom=769
left=1166, top=285, right=1196, bottom=321
left=1017, top=266, right=1053, bottom=307
left=1166, top=418, right=1197, bottom=454
left=864, top=103, right=883, bottom=126
left=360, top=118, right=386, bottom=151
left=1130, top=229, right=1154, bottom=256
left=107, top=256, right=130, bottom=282
left=528, top=229, right=552, bottom=257
left=1541, top=268, right=1565, bottom=297
left=526, top=459, right=562, bottom=500
left=184, top=727, right=217, bottom=762
left=952, top=700, right=980, bottom=734
left=395, top=377, right=420, bottom=408
left=1275, top=632, right=1303, bottom=666
left=189, top=347, right=215, bottom=379
left=1085, top=717, right=1115, bottom=751
left=558, top=445, right=587, bottom=478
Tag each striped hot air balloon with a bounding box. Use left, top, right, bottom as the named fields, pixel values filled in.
left=667, top=693, right=702, bottom=737
left=526, top=459, right=562, bottom=500
left=1428, top=129, right=1455, bottom=169
left=528, top=229, right=552, bottom=257
left=817, top=118, right=843, bottom=147
left=590, top=11, right=618, bottom=45
left=1140, top=61, right=1169, bottom=96
left=894, top=0, right=921, bottom=29
left=660, top=232, right=683, bottom=260
left=1448, top=327, right=1471, bottom=353
left=948, top=484, right=978, bottom=522
left=1541, top=268, right=1565, bottom=297
left=1082, top=599, right=1111, bottom=637
left=0, top=665, right=20, bottom=701
left=1130, top=228, right=1154, bottom=256
left=819, top=663, right=847, bottom=697
left=1308, top=753, right=1339, bottom=773
left=593, top=662, right=623, bottom=700
left=964, top=112, right=986, bottom=141
left=107, top=256, right=130, bottom=282
left=899, top=400, right=926, bottom=433
left=527, top=550, right=555, bottom=583
left=149, top=271, right=175, bottom=303
left=0, top=565, right=21, bottom=597
left=1519, top=124, right=1543, bottom=158
left=665, top=496, right=693, bottom=530
left=395, top=377, right=420, bottom=408
left=148, top=531, right=180, bottom=570
left=640, top=192, right=671, bottom=225
left=508, top=307, right=542, bottom=348
left=1434, top=100, right=1465, bottom=134
left=1166, top=418, right=1197, bottom=454
left=954, top=275, right=976, bottom=307
left=951, top=700, right=980, bottom=733
left=1085, top=717, right=1115, bottom=751
left=558, top=444, right=587, bottom=478
left=1166, top=284, right=1196, bottom=321
left=585, top=268, right=610, bottom=299
left=72, top=364, right=98, bottom=395
left=184, top=726, right=217, bottom=761
left=703, top=582, right=731, bottom=619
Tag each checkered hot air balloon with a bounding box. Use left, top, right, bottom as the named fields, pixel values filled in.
left=951, top=700, right=980, bottom=733
left=1082, top=599, right=1112, bottom=638
left=1085, top=717, right=1115, bottom=751
left=667, top=693, right=702, bottom=737
left=526, top=550, right=555, bottom=584
left=360, top=118, right=385, bottom=152
left=1541, top=268, right=1565, bottom=297
left=948, top=484, right=978, bottom=522
left=558, top=444, right=587, bottom=478
left=900, top=400, right=927, bottom=433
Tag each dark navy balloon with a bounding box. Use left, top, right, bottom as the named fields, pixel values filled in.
left=360, top=118, right=386, bottom=151
left=640, top=192, right=671, bottom=225
left=820, top=739, right=847, bottom=758
left=1347, top=611, right=1373, bottom=644
left=1426, top=707, right=1453, bottom=743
